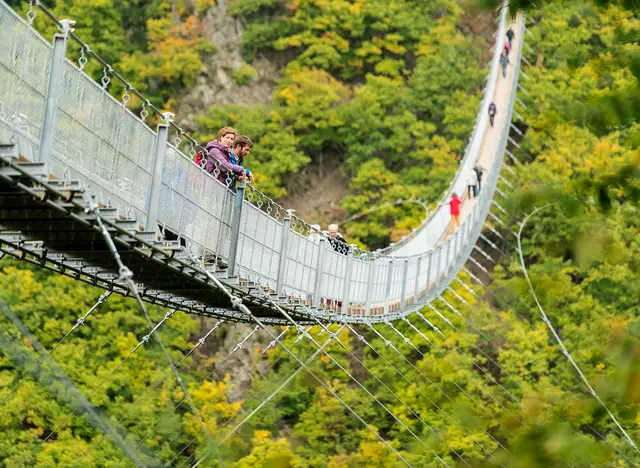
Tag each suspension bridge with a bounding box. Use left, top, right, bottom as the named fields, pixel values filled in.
left=2, top=0, right=637, bottom=467
left=0, top=0, right=522, bottom=325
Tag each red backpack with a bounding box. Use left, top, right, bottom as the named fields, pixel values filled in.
left=194, top=150, right=205, bottom=167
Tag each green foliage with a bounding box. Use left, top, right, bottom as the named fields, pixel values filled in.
left=232, top=62, right=260, bottom=85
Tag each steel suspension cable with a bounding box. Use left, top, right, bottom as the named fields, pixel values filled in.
left=442, top=268, right=636, bottom=465
left=453, top=196, right=640, bottom=463
left=185, top=327, right=342, bottom=466
left=307, top=316, right=456, bottom=466
left=517, top=205, right=640, bottom=454
left=0, top=299, right=147, bottom=468
left=0, top=291, right=111, bottom=406
left=17, top=307, right=176, bottom=467
left=364, top=321, right=504, bottom=465
left=339, top=321, right=470, bottom=467
left=383, top=321, right=512, bottom=457
left=403, top=313, right=589, bottom=468
left=125, top=325, right=262, bottom=468
left=191, top=265, right=413, bottom=468
left=89, top=200, right=214, bottom=450
left=71, top=319, right=227, bottom=467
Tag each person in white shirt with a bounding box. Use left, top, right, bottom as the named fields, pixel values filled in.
left=466, top=169, right=479, bottom=199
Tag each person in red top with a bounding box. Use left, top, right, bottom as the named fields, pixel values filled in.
left=447, top=192, right=462, bottom=235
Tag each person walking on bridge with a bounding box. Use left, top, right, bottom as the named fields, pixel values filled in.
left=500, top=49, right=510, bottom=78
left=488, top=102, right=497, bottom=127
left=466, top=168, right=479, bottom=199
left=474, top=163, right=485, bottom=193
left=442, top=193, right=462, bottom=236
left=506, top=26, right=514, bottom=48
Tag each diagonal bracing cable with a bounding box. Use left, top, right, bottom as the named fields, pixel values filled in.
left=517, top=206, right=640, bottom=455
left=91, top=208, right=212, bottom=445
left=383, top=321, right=512, bottom=457
left=403, top=312, right=589, bottom=468
left=191, top=265, right=413, bottom=468
left=16, top=307, right=177, bottom=467
left=445, top=269, right=636, bottom=466
left=0, top=291, right=111, bottom=406
left=0, top=300, right=147, bottom=467
left=158, top=327, right=323, bottom=467
left=183, top=326, right=342, bottom=467
left=364, top=321, right=505, bottom=465
left=119, top=324, right=262, bottom=468
left=71, top=319, right=227, bottom=467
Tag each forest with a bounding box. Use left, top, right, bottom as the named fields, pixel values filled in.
left=0, top=0, right=639, bottom=466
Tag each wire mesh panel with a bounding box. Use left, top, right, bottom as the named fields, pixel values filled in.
left=387, top=261, right=405, bottom=312
left=235, top=203, right=283, bottom=291
left=0, top=2, right=51, bottom=158
left=404, top=257, right=419, bottom=305
left=320, top=248, right=348, bottom=311
left=282, top=231, right=319, bottom=300
left=349, top=256, right=371, bottom=313
left=158, top=146, right=234, bottom=259
left=51, top=58, right=156, bottom=224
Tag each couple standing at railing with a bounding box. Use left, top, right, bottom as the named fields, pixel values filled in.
left=194, top=126, right=255, bottom=187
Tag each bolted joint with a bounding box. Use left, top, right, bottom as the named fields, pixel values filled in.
left=142, top=335, right=150, bottom=343
left=197, top=338, right=206, bottom=346
left=230, top=296, right=243, bottom=309
left=76, top=317, right=85, bottom=327
left=161, top=112, right=175, bottom=124
left=59, top=19, right=76, bottom=35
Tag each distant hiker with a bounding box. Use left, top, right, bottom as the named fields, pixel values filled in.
left=488, top=102, right=497, bottom=127
left=503, top=41, right=511, bottom=57
left=326, top=224, right=347, bottom=254
left=500, top=49, right=510, bottom=78
left=441, top=193, right=462, bottom=236
left=506, top=26, right=514, bottom=47
left=466, top=169, right=479, bottom=199
left=308, top=224, right=323, bottom=243
left=474, top=164, right=485, bottom=192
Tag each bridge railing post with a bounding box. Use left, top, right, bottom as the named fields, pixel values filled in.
left=384, top=260, right=393, bottom=314
left=400, top=259, right=409, bottom=311
left=341, top=245, right=355, bottom=315
left=413, top=255, right=422, bottom=303
left=227, top=179, right=246, bottom=277
left=38, top=19, right=74, bottom=170
left=312, top=237, right=327, bottom=308
left=276, top=209, right=294, bottom=296
left=426, top=249, right=434, bottom=291
left=364, top=253, right=376, bottom=316
left=145, top=112, right=173, bottom=233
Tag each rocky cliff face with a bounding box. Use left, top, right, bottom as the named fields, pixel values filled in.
left=177, top=0, right=279, bottom=130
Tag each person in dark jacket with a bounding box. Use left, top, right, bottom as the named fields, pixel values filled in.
left=506, top=26, right=514, bottom=47
left=499, top=49, right=510, bottom=78
left=230, top=136, right=254, bottom=184
left=326, top=224, right=348, bottom=254
left=488, top=102, right=497, bottom=127
left=474, top=163, right=485, bottom=192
